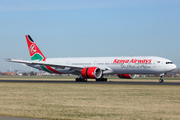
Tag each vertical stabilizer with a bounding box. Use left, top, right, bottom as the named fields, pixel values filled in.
left=25, top=35, right=46, bottom=61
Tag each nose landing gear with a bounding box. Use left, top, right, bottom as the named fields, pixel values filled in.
left=159, top=73, right=164, bottom=83
left=159, top=78, right=164, bottom=83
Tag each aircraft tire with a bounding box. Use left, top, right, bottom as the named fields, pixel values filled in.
left=75, top=78, right=87, bottom=82
left=96, top=78, right=107, bottom=82
left=159, top=79, right=161, bottom=83
left=159, top=79, right=164, bottom=83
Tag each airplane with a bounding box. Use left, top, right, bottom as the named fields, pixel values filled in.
left=6, top=35, right=177, bottom=83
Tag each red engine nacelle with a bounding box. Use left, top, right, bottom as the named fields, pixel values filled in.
left=81, top=67, right=102, bottom=79
left=117, top=74, right=136, bottom=79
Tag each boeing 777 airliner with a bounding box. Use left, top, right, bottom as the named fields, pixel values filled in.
left=7, top=35, right=177, bottom=83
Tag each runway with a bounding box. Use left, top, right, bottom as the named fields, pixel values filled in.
left=0, top=80, right=180, bottom=85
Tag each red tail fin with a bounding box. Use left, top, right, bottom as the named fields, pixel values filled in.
left=25, top=35, right=46, bottom=61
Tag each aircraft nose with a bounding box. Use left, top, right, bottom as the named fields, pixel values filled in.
left=173, top=64, right=177, bottom=70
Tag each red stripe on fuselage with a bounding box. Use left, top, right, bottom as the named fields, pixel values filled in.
left=45, top=66, right=63, bottom=74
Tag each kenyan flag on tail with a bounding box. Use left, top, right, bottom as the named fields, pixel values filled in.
left=25, top=35, right=62, bottom=74
left=26, top=35, right=46, bottom=61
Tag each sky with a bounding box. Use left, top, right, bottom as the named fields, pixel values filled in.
left=0, top=0, right=180, bottom=72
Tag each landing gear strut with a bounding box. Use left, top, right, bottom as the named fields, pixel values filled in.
left=75, top=78, right=87, bottom=82
left=159, top=73, right=164, bottom=83
left=96, top=78, right=107, bottom=82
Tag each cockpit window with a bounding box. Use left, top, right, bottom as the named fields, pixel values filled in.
left=166, top=62, right=173, bottom=64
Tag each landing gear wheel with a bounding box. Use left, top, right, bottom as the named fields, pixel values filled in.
left=159, top=73, right=165, bottom=83
left=75, top=78, right=87, bottom=82
left=96, top=78, right=107, bottom=82
left=159, top=79, right=164, bottom=83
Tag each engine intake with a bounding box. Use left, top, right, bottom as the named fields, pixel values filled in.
left=117, top=74, right=136, bottom=79
left=81, top=67, right=102, bottom=79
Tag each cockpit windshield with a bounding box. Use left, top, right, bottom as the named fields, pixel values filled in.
left=166, top=62, right=173, bottom=64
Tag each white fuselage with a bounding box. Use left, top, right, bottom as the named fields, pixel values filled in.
left=32, top=56, right=176, bottom=75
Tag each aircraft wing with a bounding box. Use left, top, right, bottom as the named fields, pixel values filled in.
left=6, top=59, right=84, bottom=70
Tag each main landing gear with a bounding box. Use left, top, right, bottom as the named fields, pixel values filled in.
left=75, top=78, right=87, bottom=82
left=159, top=73, right=164, bottom=83
left=96, top=78, right=107, bottom=82
left=75, top=78, right=108, bottom=82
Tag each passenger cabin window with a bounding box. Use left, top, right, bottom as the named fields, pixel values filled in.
left=166, top=62, right=173, bottom=64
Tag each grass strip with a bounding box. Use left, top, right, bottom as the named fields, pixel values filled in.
left=0, top=83, right=180, bottom=120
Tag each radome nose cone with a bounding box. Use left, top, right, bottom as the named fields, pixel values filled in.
left=174, top=64, right=177, bottom=70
